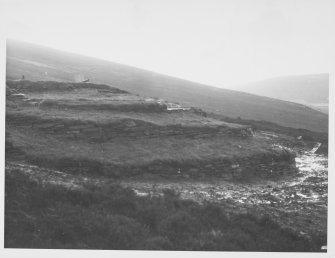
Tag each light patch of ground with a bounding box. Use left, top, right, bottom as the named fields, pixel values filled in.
left=8, top=57, right=56, bottom=69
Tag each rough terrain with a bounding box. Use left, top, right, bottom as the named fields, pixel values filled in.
left=5, top=80, right=328, bottom=251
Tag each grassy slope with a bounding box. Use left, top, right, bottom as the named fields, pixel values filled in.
left=6, top=80, right=244, bottom=128
left=7, top=108, right=240, bottom=127
left=6, top=81, right=274, bottom=176
left=7, top=125, right=267, bottom=167
left=6, top=39, right=328, bottom=132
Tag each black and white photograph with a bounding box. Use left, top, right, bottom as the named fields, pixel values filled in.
left=0, top=0, right=333, bottom=255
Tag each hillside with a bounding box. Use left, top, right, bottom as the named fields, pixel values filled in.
left=5, top=80, right=328, bottom=250
left=235, top=74, right=329, bottom=113
left=6, top=80, right=298, bottom=180
left=6, top=39, right=328, bottom=132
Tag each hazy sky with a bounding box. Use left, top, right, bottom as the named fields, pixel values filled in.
left=1, top=0, right=335, bottom=87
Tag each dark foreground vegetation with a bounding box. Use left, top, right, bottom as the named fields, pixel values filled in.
left=5, top=169, right=325, bottom=251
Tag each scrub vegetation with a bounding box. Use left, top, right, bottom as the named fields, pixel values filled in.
left=5, top=169, right=325, bottom=251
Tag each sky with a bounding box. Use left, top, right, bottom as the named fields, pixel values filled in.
left=1, top=0, right=335, bottom=88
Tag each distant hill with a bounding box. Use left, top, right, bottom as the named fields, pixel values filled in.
left=6, top=39, right=328, bottom=132
left=235, top=74, right=329, bottom=113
